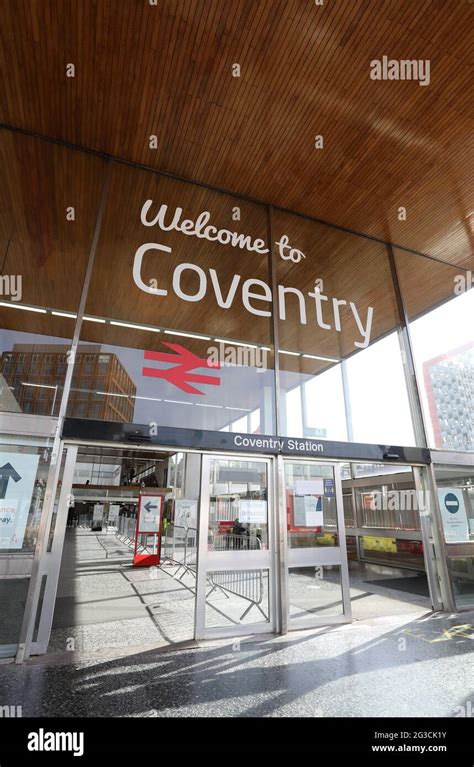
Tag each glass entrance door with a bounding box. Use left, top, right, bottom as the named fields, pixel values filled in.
left=283, top=460, right=352, bottom=628
left=196, top=455, right=276, bottom=638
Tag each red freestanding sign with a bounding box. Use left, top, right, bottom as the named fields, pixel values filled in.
left=133, top=492, right=163, bottom=567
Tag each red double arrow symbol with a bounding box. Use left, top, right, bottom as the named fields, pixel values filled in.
left=143, top=343, right=221, bottom=395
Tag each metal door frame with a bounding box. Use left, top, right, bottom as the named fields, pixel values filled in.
left=412, top=465, right=447, bottom=611
left=16, top=443, right=77, bottom=661
left=195, top=452, right=278, bottom=640
left=26, top=444, right=78, bottom=657
left=279, top=456, right=352, bottom=630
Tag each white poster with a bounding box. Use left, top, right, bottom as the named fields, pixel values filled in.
left=239, top=500, right=267, bottom=524
left=303, top=494, right=323, bottom=526
left=293, top=496, right=306, bottom=526
left=294, top=495, right=323, bottom=527
left=0, top=452, right=40, bottom=550
left=438, top=488, right=469, bottom=542
left=139, top=494, right=162, bottom=532
left=108, top=504, right=120, bottom=525
left=295, top=479, right=324, bottom=496
left=93, top=504, right=104, bottom=523
left=174, top=499, right=197, bottom=530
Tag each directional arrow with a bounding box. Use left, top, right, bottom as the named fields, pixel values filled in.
left=0, top=463, right=22, bottom=499
left=144, top=501, right=158, bottom=513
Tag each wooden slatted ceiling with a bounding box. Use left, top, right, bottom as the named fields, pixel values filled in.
left=0, top=0, right=472, bottom=268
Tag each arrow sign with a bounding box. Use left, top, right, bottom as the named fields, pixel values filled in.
left=144, top=501, right=158, bottom=513
left=143, top=343, right=221, bottom=395
left=0, top=463, right=22, bottom=499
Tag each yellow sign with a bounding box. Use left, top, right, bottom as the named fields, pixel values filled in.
left=363, top=535, right=397, bottom=553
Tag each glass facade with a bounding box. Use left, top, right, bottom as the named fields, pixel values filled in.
left=274, top=210, right=416, bottom=445
left=0, top=131, right=108, bottom=418
left=68, top=165, right=276, bottom=433
left=394, top=249, right=474, bottom=452
left=3, top=129, right=471, bottom=450
left=1, top=127, right=473, bottom=659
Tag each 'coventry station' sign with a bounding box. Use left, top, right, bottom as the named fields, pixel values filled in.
left=63, top=419, right=431, bottom=466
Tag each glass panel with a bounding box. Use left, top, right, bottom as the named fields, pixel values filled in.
left=447, top=557, right=474, bottom=609
left=0, top=131, right=108, bottom=417
left=0, top=577, right=30, bottom=646
left=343, top=494, right=356, bottom=527
left=72, top=165, right=276, bottom=432
left=343, top=332, right=415, bottom=445
left=274, top=210, right=416, bottom=445
left=285, top=462, right=338, bottom=548
left=353, top=467, right=420, bottom=532
left=356, top=493, right=420, bottom=531
left=303, top=367, right=347, bottom=441
left=207, top=459, right=268, bottom=550
left=0, top=439, right=56, bottom=654
left=353, top=462, right=409, bottom=479
left=205, top=568, right=270, bottom=627
left=359, top=536, right=424, bottom=569
left=0, top=443, right=52, bottom=553
left=395, top=249, right=473, bottom=452
left=434, top=465, right=474, bottom=542
left=289, top=565, right=343, bottom=619
left=0, top=328, right=75, bottom=416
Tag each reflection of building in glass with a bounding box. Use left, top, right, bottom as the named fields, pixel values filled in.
left=423, top=343, right=473, bottom=451
left=0, top=371, right=21, bottom=412
left=0, top=344, right=136, bottom=421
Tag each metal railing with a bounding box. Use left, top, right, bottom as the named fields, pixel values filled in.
left=357, top=491, right=421, bottom=531
left=206, top=569, right=267, bottom=621
left=102, top=520, right=268, bottom=622
left=116, top=515, right=137, bottom=544
left=211, top=532, right=263, bottom=551
left=161, top=524, right=198, bottom=581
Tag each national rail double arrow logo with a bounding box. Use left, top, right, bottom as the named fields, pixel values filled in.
left=142, top=342, right=221, bottom=395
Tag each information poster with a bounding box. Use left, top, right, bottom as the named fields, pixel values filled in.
left=323, top=478, right=335, bottom=497
left=93, top=504, right=104, bottom=524
left=138, top=494, right=162, bottom=533
left=294, top=495, right=323, bottom=527
left=0, top=452, right=40, bottom=550
left=295, top=479, right=324, bottom=496
left=174, top=499, right=197, bottom=530
left=108, top=504, right=120, bottom=525
left=438, top=488, right=469, bottom=542
left=239, top=500, right=267, bottom=524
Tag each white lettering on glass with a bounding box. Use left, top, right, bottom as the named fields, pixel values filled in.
left=133, top=201, right=376, bottom=349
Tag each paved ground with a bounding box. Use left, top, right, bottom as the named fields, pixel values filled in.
left=49, top=529, right=198, bottom=653
left=50, top=528, right=273, bottom=654
left=1, top=610, right=473, bottom=717
left=9, top=527, right=470, bottom=718
left=49, top=529, right=433, bottom=656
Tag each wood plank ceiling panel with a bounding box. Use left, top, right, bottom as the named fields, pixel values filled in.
left=0, top=0, right=471, bottom=269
